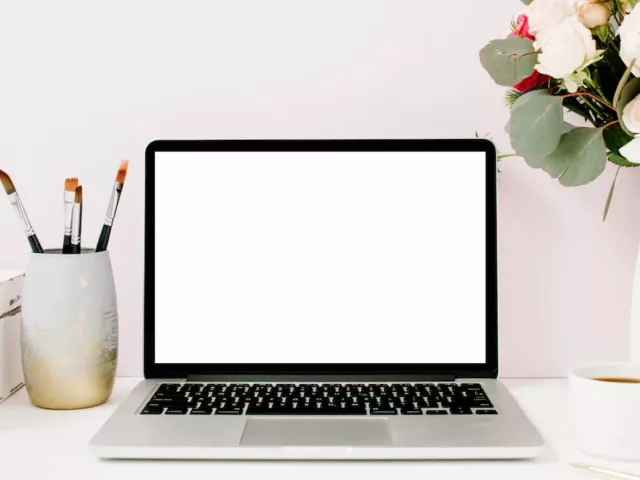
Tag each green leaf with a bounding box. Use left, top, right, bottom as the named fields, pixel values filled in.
left=524, top=123, right=575, bottom=169
left=520, top=0, right=534, bottom=4
left=613, top=58, right=635, bottom=109
left=608, top=152, right=640, bottom=167
left=616, top=77, right=640, bottom=136
left=603, top=122, right=634, bottom=154
left=543, top=127, right=607, bottom=186
left=508, top=90, right=564, bottom=160
left=595, top=24, right=610, bottom=43
left=603, top=167, right=621, bottom=222
left=479, top=36, right=538, bottom=87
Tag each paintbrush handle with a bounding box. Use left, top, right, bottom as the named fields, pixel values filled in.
left=70, top=201, right=82, bottom=254
left=28, top=234, right=44, bottom=254
left=62, top=235, right=71, bottom=254
left=95, top=225, right=111, bottom=252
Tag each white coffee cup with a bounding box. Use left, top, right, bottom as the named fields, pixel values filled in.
left=570, top=363, right=640, bottom=461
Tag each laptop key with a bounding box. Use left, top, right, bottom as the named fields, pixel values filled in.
left=472, top=402, right=494, bottom=408
left=475, top=409, right=498, bottom=415
left=369, top=407, right=398, bottom=415
left=190, top=408, right=213, bottom=415
left=425, top=410, right=448, bottom=415
left=165, top=407, right=188, bottom=415
left=450, top=407, right=473, bottom=415
left=151, top=397, right=186, bottom=405
left=141, top=406, right=164, bottom=415
left=400, top=407, right=423, bottom=415
left=216, top=406, right=244, bottom=415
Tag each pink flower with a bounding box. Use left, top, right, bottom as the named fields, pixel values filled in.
left=513, top=14, right=536, bottom=41
left=511, top=14, right=550, bottom=92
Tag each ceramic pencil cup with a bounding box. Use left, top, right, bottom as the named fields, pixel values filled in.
left=21, top=249, right=118, bottom=409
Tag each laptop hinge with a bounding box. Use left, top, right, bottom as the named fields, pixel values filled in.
left=186, top=374, right=457, bottom=383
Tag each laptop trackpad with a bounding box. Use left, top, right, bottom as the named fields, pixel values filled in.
left=240, top=419, right=392, bottom=446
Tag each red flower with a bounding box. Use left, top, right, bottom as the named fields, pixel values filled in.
left=510, top=14, right=549, bottom=92
left=512, top=14, right=535, bottom=41
left=513, top=70, right=549, bottom=92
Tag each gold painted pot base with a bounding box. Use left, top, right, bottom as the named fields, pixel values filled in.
left=23, top=351, right=117, bottom=410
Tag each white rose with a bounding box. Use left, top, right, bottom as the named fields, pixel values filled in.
left=534, top=16, right=598, bottom=79
left=623, top=95, right=640, bottom=133
left=576, top=0, right=612, bottom=28
left=620, top=137, right=640, bottom=164
left=620, top=6, right=640, bottom=76
left=527, top=0, right=576, bottom=37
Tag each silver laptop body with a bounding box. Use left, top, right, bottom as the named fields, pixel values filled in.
left=90, top=140, right=544, bottom=460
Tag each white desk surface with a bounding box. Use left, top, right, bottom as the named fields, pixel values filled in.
left=2, top=378, right=639, bottom=479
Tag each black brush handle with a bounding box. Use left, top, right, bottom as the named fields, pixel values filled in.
left=95, top=225, right=112, bottom=252
left=28, top=235, right=44, bottom=254
left=71, top=243, right=81, bottom=254
left=62, top=235, right=71, bottom=254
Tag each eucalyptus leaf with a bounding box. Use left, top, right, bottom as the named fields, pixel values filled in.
left=616, top=77, right=640, bottom=136
left=511, top=88, right=550, bottom=108
left=608, top=152, right=640, bottom=167
left=543, top=127, right=607, bottom=186
left=479, top=36, right=537, bottom=87
left=520, top=0, right=534, bottom=4
left=524, top=123, right=575, bottom=169
left=508, top=91, right=564, bottom=159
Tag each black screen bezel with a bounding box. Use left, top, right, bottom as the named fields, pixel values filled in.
left=144, top=139, right=498, bottom=379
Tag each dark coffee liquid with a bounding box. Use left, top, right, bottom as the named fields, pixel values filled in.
left=593, top=377, right=640, bottom=383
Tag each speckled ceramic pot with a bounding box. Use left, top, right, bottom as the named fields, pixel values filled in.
left=21, top=249, right=118, bottom=409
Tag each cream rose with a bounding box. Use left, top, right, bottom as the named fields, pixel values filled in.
left=620, top=137, right=640, bottom=164
left=527, top=0, right=576, bottom=37
left=576, top=0, right=613, bottom=28
left=534, top=16, right=598, bottom=79
left=620, top=6, right=640, bottom=76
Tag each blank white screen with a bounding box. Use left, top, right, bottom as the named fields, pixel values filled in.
left=154, top=151, right=487, bottom=364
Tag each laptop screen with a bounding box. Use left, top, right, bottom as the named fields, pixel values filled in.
left=154, top=151, right=488, bottom=365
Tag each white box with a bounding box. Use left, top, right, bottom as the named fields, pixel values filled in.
left=0, top=270, right=25, bottom=403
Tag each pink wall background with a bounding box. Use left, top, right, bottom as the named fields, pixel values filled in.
left=2, top=0, right=640, bottom=377
left=498, top=161, right=640, bottom=376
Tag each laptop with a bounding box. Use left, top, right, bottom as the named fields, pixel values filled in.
left=89, top=139, right=544, bottom=460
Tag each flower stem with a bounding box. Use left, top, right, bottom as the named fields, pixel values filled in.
left=601, top=120, right=620, bottom=130
left=563, top=92, right=616, bottom=111
left=497, top=153, right=518, bottom=161
left=581, top=94, right=604, bottom=119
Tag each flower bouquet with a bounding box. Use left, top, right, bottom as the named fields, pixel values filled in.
left=480, top=0, right=640, bottom=218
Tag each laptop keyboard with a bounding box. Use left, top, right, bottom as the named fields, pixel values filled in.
left=140, top=383, right=497, bottom=416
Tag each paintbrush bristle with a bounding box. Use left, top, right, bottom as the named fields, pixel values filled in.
left=75, top=185, right=83, bottom=204
left=0, top=169, right=16, bottom=195
left=116, top=159, right=129, bottom=184
left=65, top=177, right=78, bottom=192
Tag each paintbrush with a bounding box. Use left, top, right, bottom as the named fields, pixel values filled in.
left=70, top=185, right=83, bottom=254
left=95, top=160, right=128, bottom=252
left=0, top=169, right=44, bottom=253
left=571, top=463, right=640, bottom=480
left=63, top=177, right=78, bottom=254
